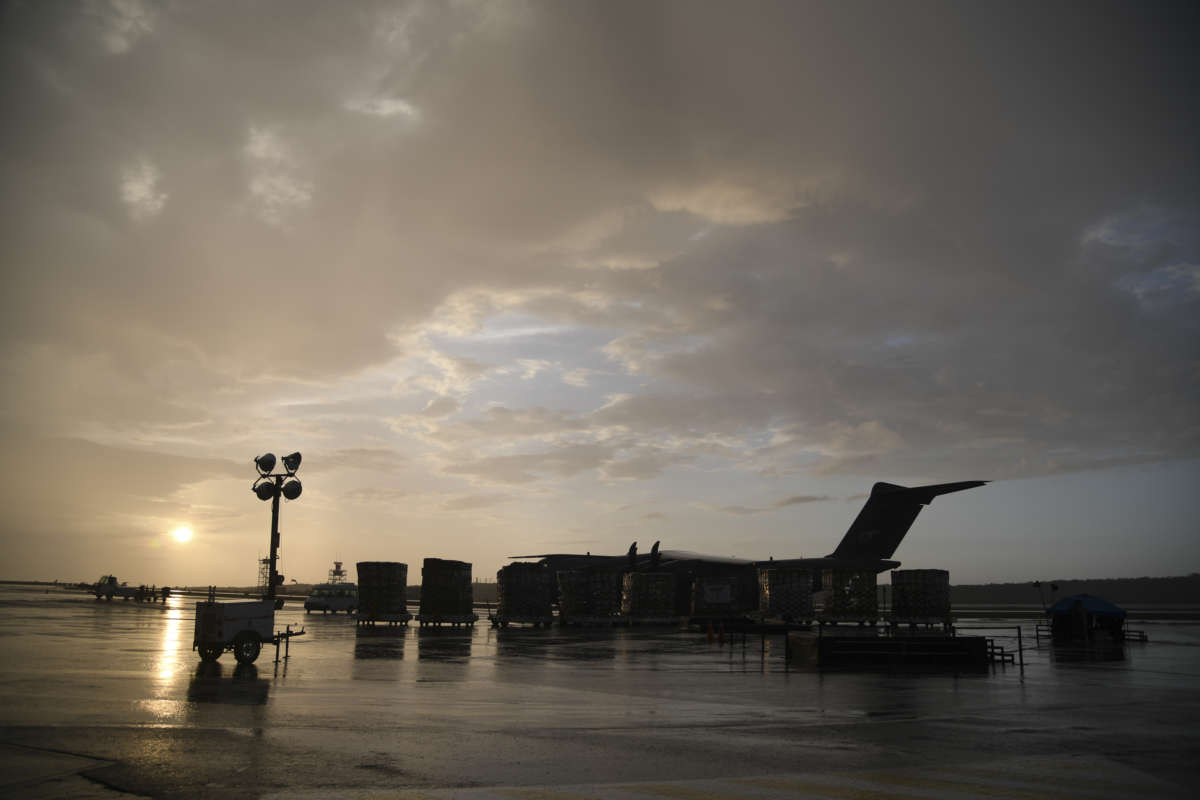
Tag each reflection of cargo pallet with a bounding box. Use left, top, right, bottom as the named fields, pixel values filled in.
left=489, top=614, right=554, bottom=628
left=889, top=616, right=953, bottom=628
left=817, top=634, right=989, bottom=669
left=628, top=616, right=681, bottom=627
left=416, top=613, right=478, bottom=627
left=817, top=615, right=879, bottom=626
left=356, top=611, right=412, bottom=627
left=560, top=615, right=627, bottom=627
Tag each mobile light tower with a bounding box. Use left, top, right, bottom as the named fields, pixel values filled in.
left=252, top=452, right=303, bottom=606
left=191, top=451, right=306, bottom=664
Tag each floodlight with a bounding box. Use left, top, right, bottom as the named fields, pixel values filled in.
left=255, top=453, right=276, bottom=475
left=281, top=479, right=302, bottom=500
left=282, top=451, right=302, bottom=474
left=255, top=481, right=276, bottom=501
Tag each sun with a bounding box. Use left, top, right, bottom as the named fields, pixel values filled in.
left=171, top=526, right=193, bottom=543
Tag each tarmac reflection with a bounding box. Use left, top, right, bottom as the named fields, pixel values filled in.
left=186, top=661, right=270, bottom=705
left=1050, top=641, right=1127, bottom=664
left=354, top=626, right=407, bottom=659
left=416, top=627, right=472, bottom=661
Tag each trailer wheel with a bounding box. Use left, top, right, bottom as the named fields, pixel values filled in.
left=198, top=643, right=223, bottom=662
left=233, top=632, right=261, bottom=665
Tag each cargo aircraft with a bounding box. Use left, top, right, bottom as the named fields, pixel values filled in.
left=514, top=480, right=987, bottom=578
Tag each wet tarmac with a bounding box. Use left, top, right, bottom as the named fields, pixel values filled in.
left=1, top=584, right=1198, bottom=798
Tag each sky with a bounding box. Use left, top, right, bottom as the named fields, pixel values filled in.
left=1, top=0, right=1197, bottom=588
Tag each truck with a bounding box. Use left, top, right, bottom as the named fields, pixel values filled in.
left=92, top=575, right=139, bottom=601
left=192, top=599, right=275, bottom=664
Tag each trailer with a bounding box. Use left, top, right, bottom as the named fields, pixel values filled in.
left=193, top=599, right=279, bottom=664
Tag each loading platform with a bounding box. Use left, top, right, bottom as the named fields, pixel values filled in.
left=815, top=633, right=990, bottom=669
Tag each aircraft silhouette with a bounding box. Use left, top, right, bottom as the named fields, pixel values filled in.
left=514, top=480, right=987, bottom=575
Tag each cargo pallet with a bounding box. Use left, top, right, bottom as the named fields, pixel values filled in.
left=489, top=614, right=554, bottom=628
left=416, top=613, right=478, bottom=627
left=356, top=612, right=412, bottom=627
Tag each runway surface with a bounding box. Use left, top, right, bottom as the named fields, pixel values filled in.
left=1, top=585, right=1196, bottom=798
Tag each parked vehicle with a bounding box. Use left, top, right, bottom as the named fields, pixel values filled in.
left=304, top=560, right=357, bottom=614
left=92, top=575, right=138, bottom=601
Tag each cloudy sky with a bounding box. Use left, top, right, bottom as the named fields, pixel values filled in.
left=1, top=0, right=1197, bottom=587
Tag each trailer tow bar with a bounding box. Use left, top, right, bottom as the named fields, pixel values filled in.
left=274, top=623, right=305, bottom=664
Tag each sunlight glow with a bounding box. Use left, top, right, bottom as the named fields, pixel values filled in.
left=171, top=526, right=193, bottom=543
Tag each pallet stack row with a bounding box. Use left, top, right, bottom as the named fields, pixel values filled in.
left=621, top=573, right=676, bottom=620
left=820, top=569, right=878, bottom=620
left=496, top=562, right=554, bottom=624
left=757, top=567, right=814, bottom=622
left=556, top=568, right=624, bottom=622
left=889, top=568, right=951, bottom=621
left=356, top=561, right=410, bottom=625
left=691, top=576, right=742, bottom=617
left=418, top=558, right=476, bottom=626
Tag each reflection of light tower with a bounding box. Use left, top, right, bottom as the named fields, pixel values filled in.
left=252, top=452, right=303, bottom=605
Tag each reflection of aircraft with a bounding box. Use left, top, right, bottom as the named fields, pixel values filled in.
left=514, top=481, right=987, bottom=576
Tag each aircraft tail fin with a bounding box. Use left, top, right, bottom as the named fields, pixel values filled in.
left=828, top=481, right=987, bottom=563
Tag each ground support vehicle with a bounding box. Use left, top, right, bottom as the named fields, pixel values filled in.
left=193, top=599, right=303, bottom=664
left=303, top=560, right=358, bottom=614
left=303, top=584, right=358, bottom=614
left=92, top=575, right=139, bottom=601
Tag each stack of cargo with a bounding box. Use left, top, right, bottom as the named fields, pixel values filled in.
left=417, top=558, right=477, bottom=626
left=556, top=569, right=624, bottom=623
left=757, top=567, right=814, bottom=622
left=495, top=562, right=554, bottom=626
left=691, top=576, right=742, bottom=618
left=889, top=569, right=951, bottom=622
left=820, top=569, right=878, bottom=621
left=356, top=561, right=410, bottom=626
left=621, top=573, right=677, bottom=622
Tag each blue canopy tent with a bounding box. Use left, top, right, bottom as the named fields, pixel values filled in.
left=1046, top=594, right=1127, bottom=641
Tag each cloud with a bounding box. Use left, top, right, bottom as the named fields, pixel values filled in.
left=344, top=487, right=409, bottom=504
left=243, top=127, right=312, bottom=224
left=422, top=395, right=460, bottom=418
left=774, top=495, right=831, bottom=508
left=346, top=96, right=420, bottom=120
left=93, top=0, right=155, bottom=55
left=561, top=368, right=592, bottom=387
left=320, top=449, right=406, bottom=473
left=2, top=1, right=1198, bottom=584
left=443, top=442, right=615, bottom=485
left=516, top=359, right=551, bottom=380
left=442, top=493, right=509, bottom=511
left=717, top=505, right=762, bottom=516
left=120, top=160, right=167, bottom=220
